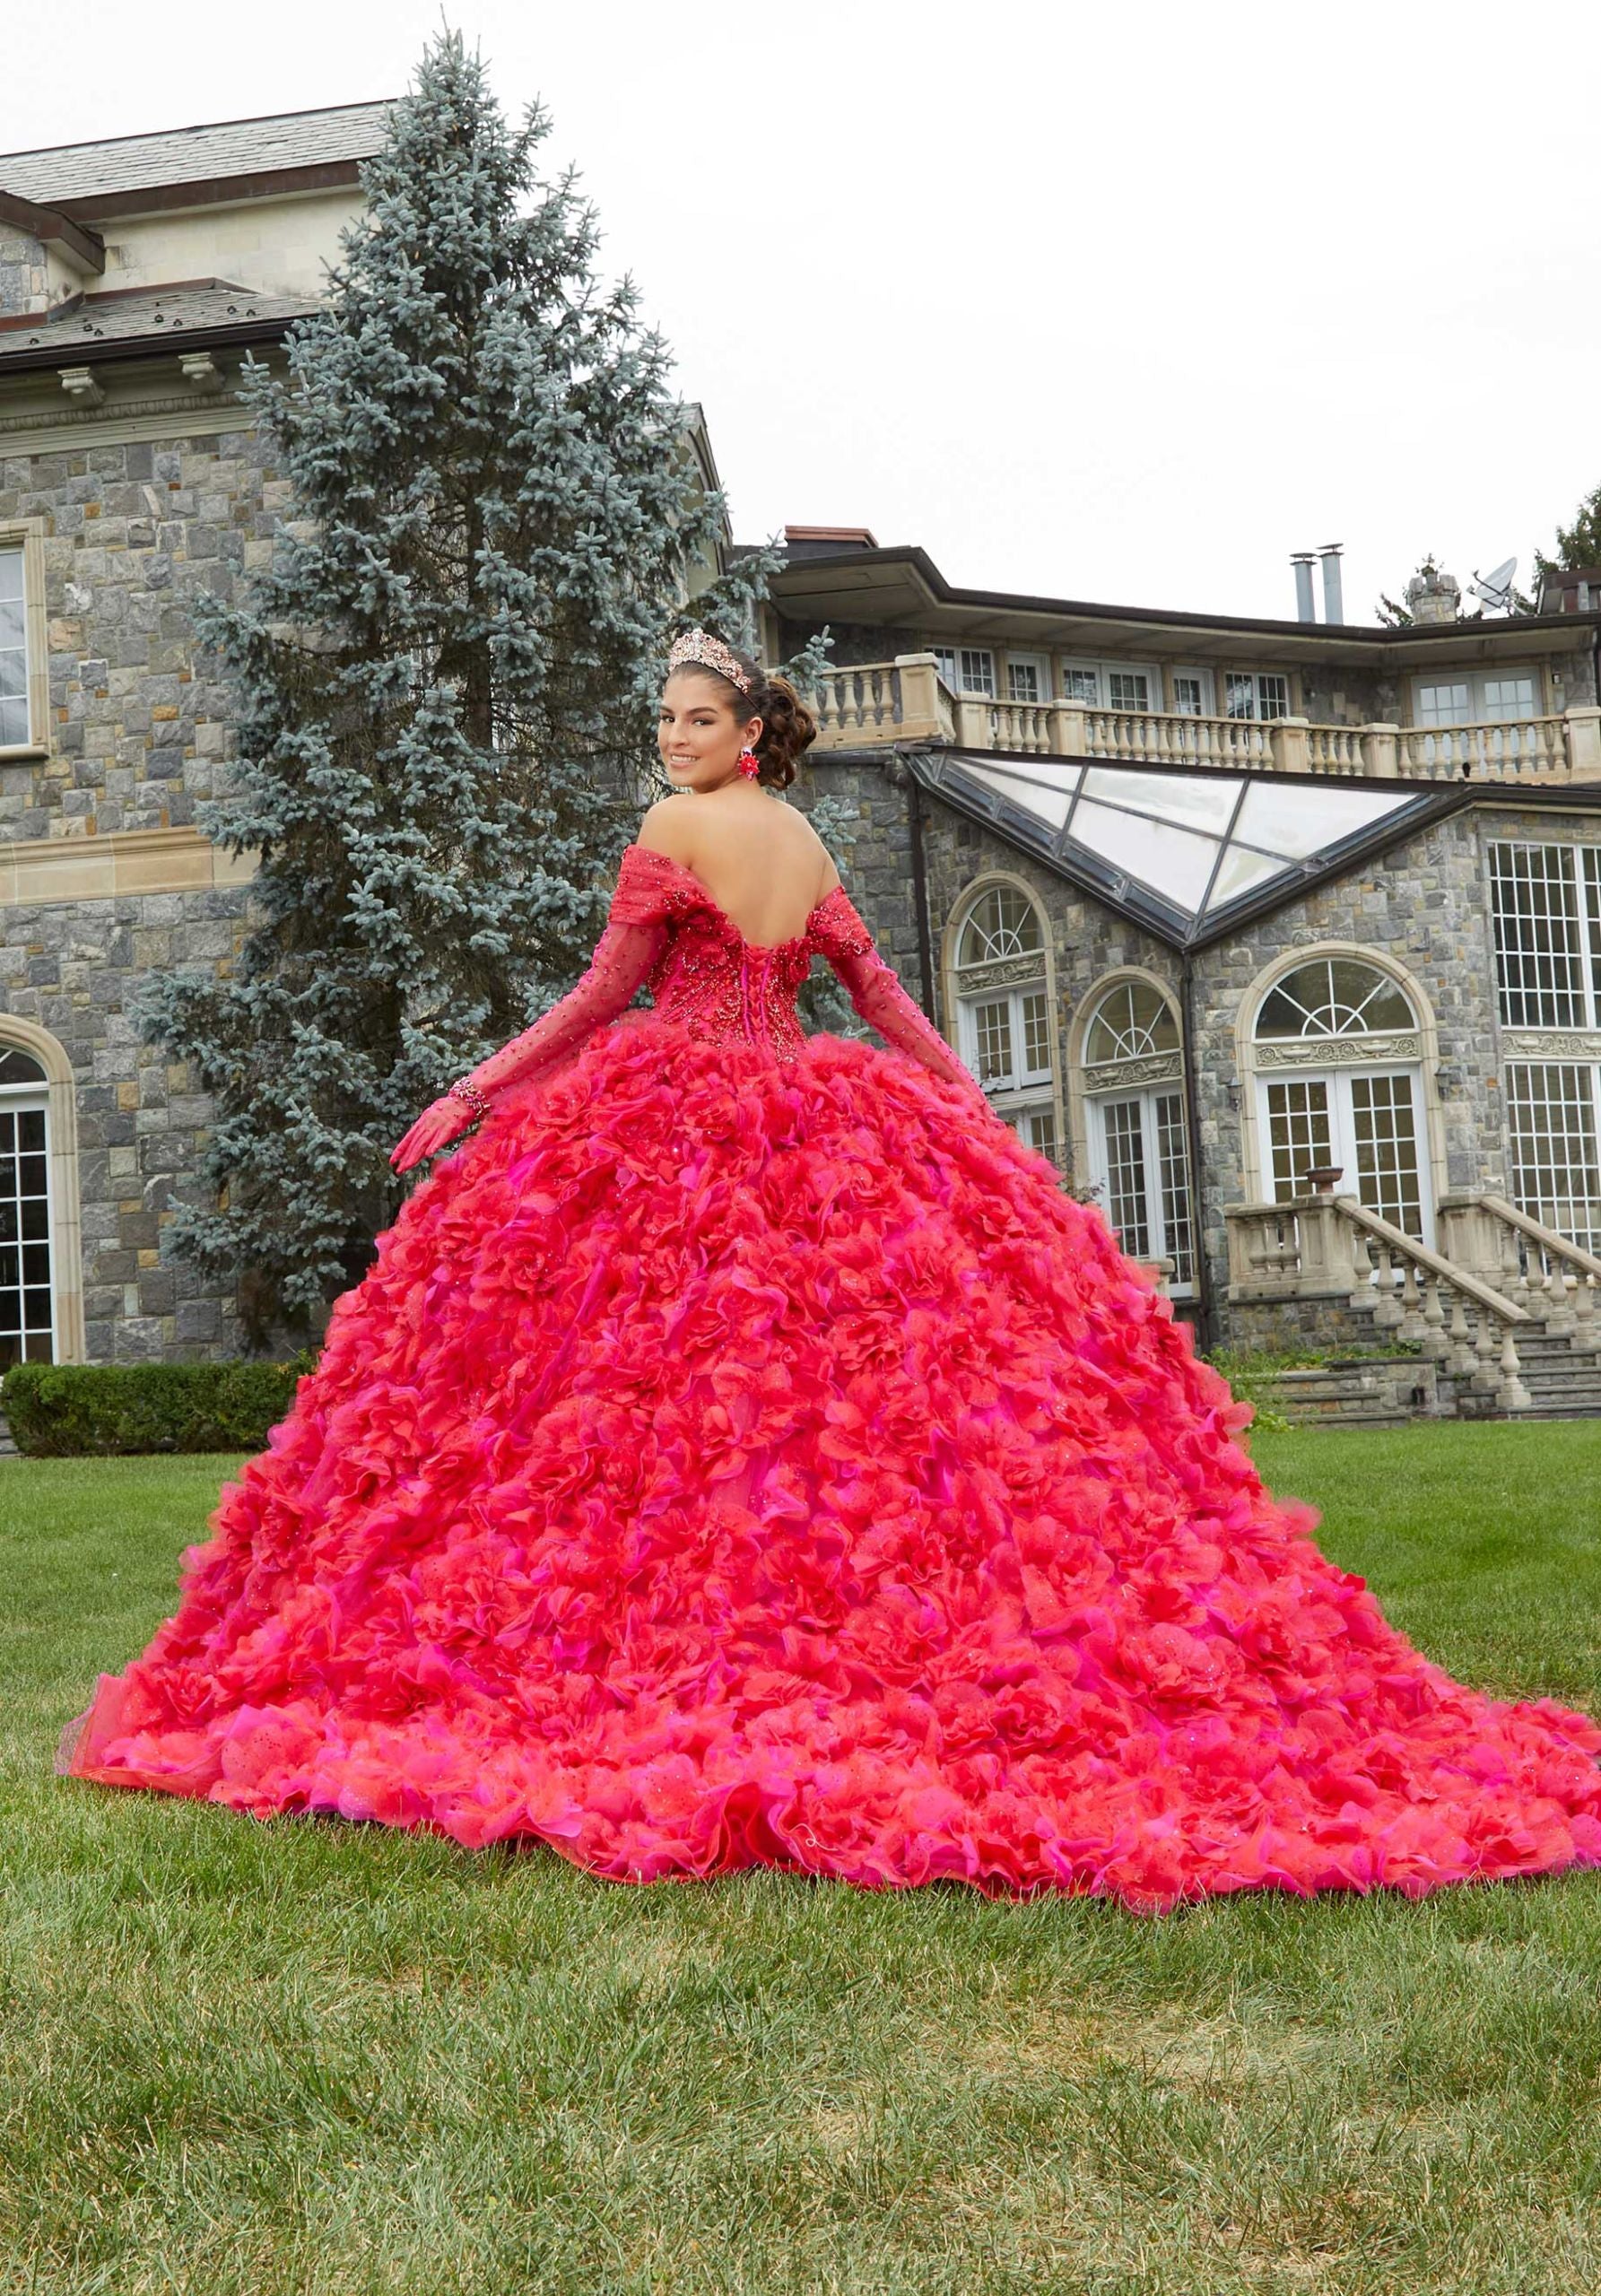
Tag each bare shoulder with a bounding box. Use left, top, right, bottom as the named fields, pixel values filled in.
left=805, top=822, right=841, bottom=901
left=634, top=796, right=695, bottom=860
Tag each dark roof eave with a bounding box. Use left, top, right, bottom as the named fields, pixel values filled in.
left=0, top=314, right=300, bottom=378
left=0, top=188, right=104, bottom=275
left=770, top=543, right=1601, bottom=651
left=57, top=157, right=368, bottom=223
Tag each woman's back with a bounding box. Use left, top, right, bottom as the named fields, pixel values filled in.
left=643, top=792, right=840, bottom=950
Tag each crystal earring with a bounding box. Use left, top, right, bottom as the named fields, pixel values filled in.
left=736, top=747, right=761, bottom=779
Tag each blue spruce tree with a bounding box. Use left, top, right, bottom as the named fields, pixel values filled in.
left=144, top=31, right=829, bottom=1348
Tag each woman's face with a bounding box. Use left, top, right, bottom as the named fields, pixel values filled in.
left=658, top=672, right=762, bottom=791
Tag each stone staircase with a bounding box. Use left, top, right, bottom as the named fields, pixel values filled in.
left=1263, top=1358, right=1433, bottom=1430
left=1261, top=1332, right=1601, bottom=1429
left=1229, top=1187, right=1601, bottom=1428
left=1501, top=1328, right=1601, bottom=1420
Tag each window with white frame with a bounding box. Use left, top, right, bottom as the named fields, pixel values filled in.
left=1414, top=669, right=1541, bottom=727
left=0, top=548, right=31, bottom=751
left=1505, top=1062, right=1601, bottom=1251
left=1005, top=653, right=1049, bottom=704
left=1078, top=978, right=1195, bottom=1291
left=1251, top=957, right=1430, bottom=1240
left=1224, top=671, right=1290, bottom=721
left=1489, top=840, right=1601, bottom=1249
left=953, top=883, right=1058, bottom=1162
left=0, top=1047, right=54, bottom=1366
left=1057, top=660, right=1159, bottom=713
left=932, top=646, right=996, bottom=697
left=1487, top=840, right=1601, bottom=1029
left=1170, top=670, right=1213, bottom=716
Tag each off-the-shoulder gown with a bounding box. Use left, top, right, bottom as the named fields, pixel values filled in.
left=59, top=843, right=1601, bottom=1911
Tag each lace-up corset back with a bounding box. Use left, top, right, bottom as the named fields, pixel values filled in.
left=626, top=843, right=843, bottom=1065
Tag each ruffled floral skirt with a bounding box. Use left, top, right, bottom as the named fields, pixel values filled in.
left=61, top=1014, right=1601, bottom=1913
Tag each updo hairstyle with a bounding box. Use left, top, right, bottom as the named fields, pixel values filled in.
left=674, top=636, right=818, bottom=792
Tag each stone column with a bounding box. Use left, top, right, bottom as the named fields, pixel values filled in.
left=892, top=655, right=949, bottom=742
left=1362, top=724, right=1401, bottom=778
left=1270, top=717, right=1310, bottom=775
left=1565, top=705, right=1601, bottom=782
left=1048, top=701, right=1087, bottom=756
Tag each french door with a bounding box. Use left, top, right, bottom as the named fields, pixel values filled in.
left=1090, top=1086, right=1196, bottom=1295
left=1258, top=1067, right=1431, bottom=1245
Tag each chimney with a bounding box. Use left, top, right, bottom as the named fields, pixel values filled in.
left=1318, top=544, right=1344, bottom=626
left=1292, top=554, right=1318, bottom=622
left=782, top=524, right=879, bottom=561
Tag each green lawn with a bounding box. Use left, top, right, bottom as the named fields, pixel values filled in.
left=4, top=1423, right=1601, bottom=2294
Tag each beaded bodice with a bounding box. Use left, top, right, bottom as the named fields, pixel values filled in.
left=461, top=839, right=984, bottom=1113
left=632, top=845, right=858, bottom=1065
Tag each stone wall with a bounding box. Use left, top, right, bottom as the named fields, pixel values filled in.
left=788, top=752, right=1572, bottom=1356
left=0, top=227, right=47, bottom=320
left=0, top=414, right=283, bottom=1361
left=1, top=424, right=281, bottom=838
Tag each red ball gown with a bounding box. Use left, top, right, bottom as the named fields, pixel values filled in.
left=60, top=842, right=1601, bottom=1911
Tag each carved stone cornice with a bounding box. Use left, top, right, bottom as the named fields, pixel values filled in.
left=955, top=958, right=1046, bottom=994
left=1253, top=1031, right=1422, bottom=1069
left=1083, top=1053, right=1183, bottom=1092
left=0, top=385, right=243, bottom=439
left=1500, top=1030, right=1601, bottom=1061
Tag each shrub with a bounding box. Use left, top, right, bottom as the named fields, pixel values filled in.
left=1, top=1353, right=319, bottom=1457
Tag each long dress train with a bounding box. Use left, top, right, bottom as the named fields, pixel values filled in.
left=59, top=842, right=1601, bottom=1912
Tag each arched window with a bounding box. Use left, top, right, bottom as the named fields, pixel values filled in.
left=0, top=1043, right=56, bottom=1365
left=1257, top=957, right=1416, bottom=1040
left=1076, top=975, right=1194, bottom=1294
left=1084, top=978, right=1181, bottom=1065
left=952, top=881, right=1060, bottom=1164
left=957, top=884, right=1044, bottom=964
left=1250, top=954, right=1429, bottom=1238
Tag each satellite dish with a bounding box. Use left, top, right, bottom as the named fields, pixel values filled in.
left=1468, top=556, right=1518, bottom=613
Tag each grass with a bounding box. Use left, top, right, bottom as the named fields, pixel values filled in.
left=3, top=1423, right=1601, bottom=2293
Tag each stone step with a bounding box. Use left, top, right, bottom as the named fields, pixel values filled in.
left=1258, top=1364, right=1420, bottom=1429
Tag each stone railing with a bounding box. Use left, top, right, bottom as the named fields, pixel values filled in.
left=1226, top=1191, right=1533, bottom=1412
left=805, top=657, right=1601, bottom=786
left=807, top=656, right=954, bottom=749
left=1438, top=1192, right=1601, bottom=1352
left=1397, top=718, right=1574, bottom=782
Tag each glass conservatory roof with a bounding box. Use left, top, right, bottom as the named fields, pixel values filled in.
left=922, top=752, right=1447, bottom=945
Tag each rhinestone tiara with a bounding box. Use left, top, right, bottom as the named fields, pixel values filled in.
left=666, top=626, right=753, bottom=695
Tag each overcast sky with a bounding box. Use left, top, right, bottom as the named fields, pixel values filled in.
left=5, top=1, right=1597, bottom=625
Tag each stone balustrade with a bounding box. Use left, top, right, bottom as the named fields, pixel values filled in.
left=805, top=657, right=1601, bottom=787
left=1438, top=1193, right=1601, bottom=1352
left=1225, top=1192, right=1533, bottom=1413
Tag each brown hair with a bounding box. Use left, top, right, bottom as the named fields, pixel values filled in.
left=667, top=635, right=818, bottom=792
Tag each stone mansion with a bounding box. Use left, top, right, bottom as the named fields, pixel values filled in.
left=4, top=100, right=1601, bottom=1416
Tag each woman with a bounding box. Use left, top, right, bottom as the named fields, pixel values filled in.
left=61, top=629, right=1601, bottom=1913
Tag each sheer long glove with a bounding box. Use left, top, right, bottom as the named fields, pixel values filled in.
left=812, top=887, right=989, bottom=1109
left=390, top=912, right=669, bottom=1173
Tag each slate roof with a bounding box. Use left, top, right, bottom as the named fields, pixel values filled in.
left=0, top=282, right=318, bottom=368
left=0, top=101, right=391, bottom=209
